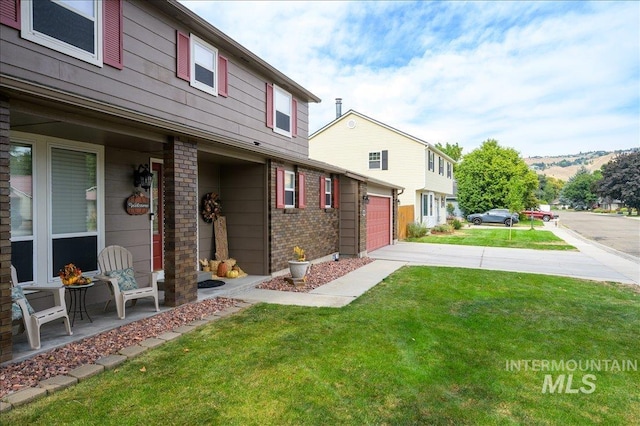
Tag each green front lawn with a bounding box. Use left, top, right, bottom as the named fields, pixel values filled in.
left=5, top=268, right=638, bottom=424
left=409, top=228, right=577, bottom=250
left=517, top=217, right=545, bottom=227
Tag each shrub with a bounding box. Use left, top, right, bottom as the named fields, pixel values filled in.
left=431, top=224, right=453, bottom=234
left=407, top=222, right=429, bottom=238
left=446, top=202, right=455, bottom=217
left=452, top=218, right=462, bottom=230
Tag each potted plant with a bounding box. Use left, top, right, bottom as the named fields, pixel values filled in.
left=288, top=246, right=310, bottom=280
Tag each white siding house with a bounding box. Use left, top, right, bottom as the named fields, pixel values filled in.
left=310, top=110, right=454, bottom=227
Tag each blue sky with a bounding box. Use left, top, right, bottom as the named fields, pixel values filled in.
left=179, top=1, right=639, bottom=158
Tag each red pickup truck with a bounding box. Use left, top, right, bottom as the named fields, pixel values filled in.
left=521, top=209, right=559, bottom=222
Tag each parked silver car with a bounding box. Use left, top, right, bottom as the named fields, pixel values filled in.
left=467, top=209, right=519, bottom=226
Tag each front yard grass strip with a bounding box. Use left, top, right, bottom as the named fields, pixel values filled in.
left=408, top=228, right=577, bottom=250
left=4, top=267, right=638, bottom=424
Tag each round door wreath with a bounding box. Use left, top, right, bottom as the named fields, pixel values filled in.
left=201, top=192, right=222, bottom=223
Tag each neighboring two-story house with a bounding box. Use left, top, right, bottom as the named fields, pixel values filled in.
left=310, top=109, right=454, bottom=230
left=0, top=0, right=400, bottom=362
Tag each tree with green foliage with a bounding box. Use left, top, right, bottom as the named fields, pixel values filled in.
left=456, top=139, right=538, bottom=215
left=536, top=175, right=564, bottom=204
left=560, top=167, right=601, bottom=208
left=598, top=151, right=640, bottom=213
left=435, top=142, right=463, bottom=169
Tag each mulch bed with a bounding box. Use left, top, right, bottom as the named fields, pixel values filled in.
left=257, top=257, right=374, bottom=293
left=0, top=297, right=237, bottom=398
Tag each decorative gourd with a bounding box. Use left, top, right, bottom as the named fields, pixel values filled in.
left=226, top=270, right=239, bottom=279
left=217, top=261, right=229, bottom=277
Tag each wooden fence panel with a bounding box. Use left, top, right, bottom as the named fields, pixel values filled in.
left=398, top=205, right=414, bottom=240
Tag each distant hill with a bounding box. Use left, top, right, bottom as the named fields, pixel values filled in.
left=524, top=148, right=638, bottom=181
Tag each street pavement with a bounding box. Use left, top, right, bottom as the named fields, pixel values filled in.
left=556, top=210, right=640, bottom=258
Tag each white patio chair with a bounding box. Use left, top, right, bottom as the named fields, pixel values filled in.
left=10, top=265, right=72, bottom=350
left=96, top=245, right=159, bottom=319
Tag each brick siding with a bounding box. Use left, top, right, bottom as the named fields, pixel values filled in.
left=269, top=161, right=339, bottom=272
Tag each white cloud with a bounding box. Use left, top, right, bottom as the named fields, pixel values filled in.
left=179, top=1, right=639, bottom=157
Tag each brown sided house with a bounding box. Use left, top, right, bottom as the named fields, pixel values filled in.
left=0, top=0, right=400, bottom=361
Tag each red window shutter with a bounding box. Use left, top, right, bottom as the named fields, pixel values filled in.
left=218, top=55, right=228, bottom=97
left=319, top=176, right=326, bottom=208
left=103, top=0, right=123, bottom=69
left=266, top=83, right=274, bottom=128
left=297, top=173, right=306, bottom=209
left=333, top=177, right=339, bottom=209
left=176, top=30, right=190, bottom=81
left=276, top=168, right=285, bottom=209
left=0, top=0, right=20, bottom=30
left=292, top=98, right=298, bottom=137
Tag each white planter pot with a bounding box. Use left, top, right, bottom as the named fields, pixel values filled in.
left=288, top=260, right=310, bottom=279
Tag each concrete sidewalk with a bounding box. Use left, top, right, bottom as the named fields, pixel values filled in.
left=233, top=221, right=638, bottom=309
left=238, top=260, right=406, bottom=307
left=368, top=224, right=639, bottom=286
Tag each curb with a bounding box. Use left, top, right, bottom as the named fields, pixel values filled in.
left=0, top=300, right=254, bottom=413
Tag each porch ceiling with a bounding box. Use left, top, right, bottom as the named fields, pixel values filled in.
left=11, top=107, right=165, bottom=154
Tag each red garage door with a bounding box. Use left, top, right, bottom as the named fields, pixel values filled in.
left=367, top=196, right=391, bottom=252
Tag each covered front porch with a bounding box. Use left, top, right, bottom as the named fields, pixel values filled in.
left=5, top=96, right=273, bottom=361
left=9, top=274, right=267, bottom=364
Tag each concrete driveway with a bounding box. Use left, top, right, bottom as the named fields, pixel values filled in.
left=369, top=223, right=639, bottom=285
left=557, top=210, right=640, bottom=258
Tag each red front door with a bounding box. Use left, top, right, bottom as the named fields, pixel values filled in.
left=152, top=162, right=163, bottom=271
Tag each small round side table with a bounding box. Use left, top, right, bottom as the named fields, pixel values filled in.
left=65, top=282, right=95, bottom=326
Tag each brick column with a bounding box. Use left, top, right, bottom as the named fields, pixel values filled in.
left=0, top=96, right=12, bottom=362
left=163, top=137, right=198, bottom=306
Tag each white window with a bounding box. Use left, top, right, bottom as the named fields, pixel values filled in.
left=369, top=152, right=381, bottom=169
left=439, top=157, right=444, bottom=175
left=447, top=162, right=452, bottom=178
left=21, top=0, right=102, bottom=66
left=324, top=177, right=332, bottom=208
left=284, top=170, right=295, bottom=208
left=422, top=193, right=429, bottom=217
left=10, top=132, right=104, bottom=284
left=274, top=85, right=292, bottom=137
left=10, top=142, right=34, bottom=284
left=428, top=151, right=434, bottom=171
left=190, top=34, right=218, bottom=95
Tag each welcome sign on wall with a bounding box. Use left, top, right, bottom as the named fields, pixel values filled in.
left=125, top=193, right=150, bottom=215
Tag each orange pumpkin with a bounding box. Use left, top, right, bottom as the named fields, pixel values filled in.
left=217, top=261, right=229, bottom=277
